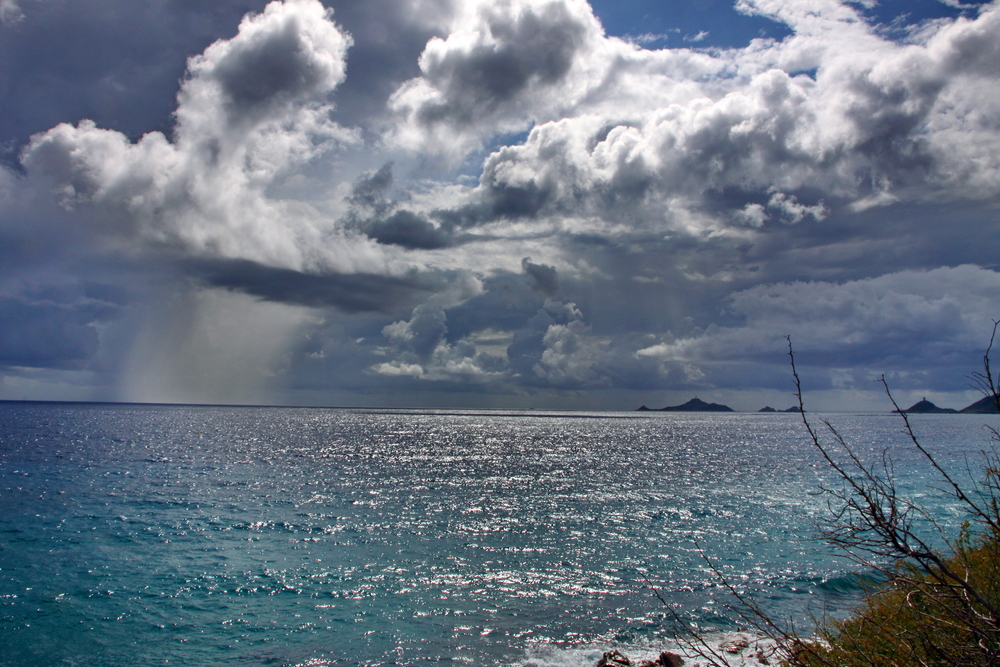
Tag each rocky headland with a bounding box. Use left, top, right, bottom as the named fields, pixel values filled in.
left=637, top=398, right=734, bottom=412
left=900, top=398, right=958, bottom=414
left=898, top=397, right=1000, bottom=414
left=961, top=396, right=1000, bottom=413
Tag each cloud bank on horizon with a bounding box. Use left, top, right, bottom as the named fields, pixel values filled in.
left=1, top=0, right=998, bottom=409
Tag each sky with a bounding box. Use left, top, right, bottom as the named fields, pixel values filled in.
left=0, top=0, right=998, bottom=411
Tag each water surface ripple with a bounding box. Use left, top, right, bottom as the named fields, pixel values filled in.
left=1, top=403, right=994, bottom=666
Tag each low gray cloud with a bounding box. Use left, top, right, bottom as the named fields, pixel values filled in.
left=186, top=258, right=439, bottom=314
left=637, top=265, right=1000, bottom=386
left=522, top=257, right=560, bottom=296
left=366, top=211, right=455, bottom=250
left=0, top=284, right=123, bottom=370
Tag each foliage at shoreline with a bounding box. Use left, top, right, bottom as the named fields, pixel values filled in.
left=796, top=531, right=1000, bottom=665
left=784, top=326, right=1000, bottom=666
left=672, top=325, right=1000, bottom=667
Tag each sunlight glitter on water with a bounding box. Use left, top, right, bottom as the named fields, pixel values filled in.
left=1, top=404, right=996, bottom=666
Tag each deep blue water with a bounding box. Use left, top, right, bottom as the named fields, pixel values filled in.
left=1, top=403, right=997, bottom=667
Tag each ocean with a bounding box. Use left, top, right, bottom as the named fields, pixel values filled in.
left=1, top=402, right=996, bottom=667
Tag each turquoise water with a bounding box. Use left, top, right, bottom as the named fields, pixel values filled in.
left=1, top=403, right=996, bottom=666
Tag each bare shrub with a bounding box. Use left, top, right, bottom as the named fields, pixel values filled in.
left=662, top=323, right=1000, bottom=667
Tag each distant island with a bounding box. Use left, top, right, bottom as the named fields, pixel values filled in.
left=961, top=396, right=1000, bottom=414
left=636, top=396, right=1000, bottom=414
left=897, top=396, right=999, bottom=414
left=900, top=398, right=957, bottom=414
left=637, top=398, right=734, bottom=412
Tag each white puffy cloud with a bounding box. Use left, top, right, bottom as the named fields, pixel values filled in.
left=766, top=190, right=828, bottom=224
left=388, top=0, right=610, bottom=158
left=394, top=0, right=1000, bottom=235
left=533, top=317, right=605, bottom=386
left=501, top=298, right=619, bottom=389
left=19, top=0, right=376, bottom=273
left=386, top=0, right=729, bottom=159
left=381, top=302, right=450, bottom=361
left=735, top=203, right=768, bottom=228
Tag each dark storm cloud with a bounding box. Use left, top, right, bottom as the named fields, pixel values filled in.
left=366, top=211, right=455, bottom=250
left=467, top=174, right=557, bottom=222
left=443, top=271, right=547, bottom=339
left=345, top=163, right=458, bottom=249
left=521, top=258, right=559, bottom=296
left=386, top=303, right=448, bottom=361
left=186, top=258, right=439, bottom=315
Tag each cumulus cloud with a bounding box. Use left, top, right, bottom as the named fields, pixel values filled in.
left=766, top=190, right=828, bottom=224
left=504, top=299, right=603, bottom=387
left=389, top=0, right=614, bottom=158
left=20, top=0, right=369, bottom=272
left=370, top=274, right=612, bottom=387
left=394, top=0, right=1000, bottom=236
left=344, top=163, right=460, bottom=250
left=533, top=316, right=603, bottom=385
left=371, top=271, right=507, bottom=381
left=4, top=0, right=1000, bottom=406
left=340, top=264, right=1000, bottom=396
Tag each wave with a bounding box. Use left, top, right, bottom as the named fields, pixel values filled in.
left=520, top=632, right=781, bottom=667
